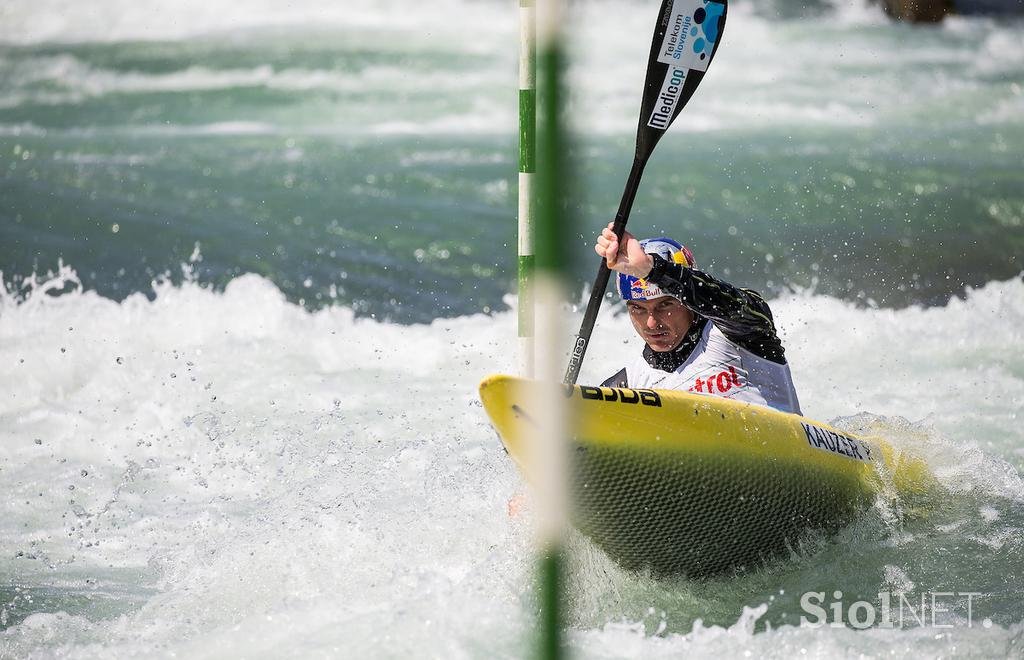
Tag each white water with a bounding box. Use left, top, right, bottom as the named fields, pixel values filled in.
left=2, top=0, right=1023, bottom=654
left=2, top=0, right=1022, bottom=137
left=2, top=267, right=1023, bottom=657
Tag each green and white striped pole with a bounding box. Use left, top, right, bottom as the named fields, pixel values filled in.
left=518, top=0, right=536, bottom=378
left=533, top=0, right=570, bottom=657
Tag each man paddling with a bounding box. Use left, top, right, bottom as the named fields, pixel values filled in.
left=594, top=223, right=802, bottom=414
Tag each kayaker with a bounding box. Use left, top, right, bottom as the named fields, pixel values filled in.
left=594, top=222, right=802, bottom=414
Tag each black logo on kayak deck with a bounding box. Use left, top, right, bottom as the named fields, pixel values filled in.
left=566, top=385, right=662, bottom=408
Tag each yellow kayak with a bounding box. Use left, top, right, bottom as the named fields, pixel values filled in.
left=480, top=374, right=930, bottom=578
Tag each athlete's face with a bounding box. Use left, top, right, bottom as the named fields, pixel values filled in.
left=626, top=296, right=694, bottom=352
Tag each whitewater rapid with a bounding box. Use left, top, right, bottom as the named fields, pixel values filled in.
left=2, top=0, right=1023, bottom=654
left=2, top=267, right=1023, bottom=657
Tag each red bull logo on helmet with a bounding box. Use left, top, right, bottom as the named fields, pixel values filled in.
left=627, top=276, right=666, bottom=300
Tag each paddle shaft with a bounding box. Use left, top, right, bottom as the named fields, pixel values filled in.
left=559, top=0, right=726, bottom=386
left=563, top=154, right=649, bottom=385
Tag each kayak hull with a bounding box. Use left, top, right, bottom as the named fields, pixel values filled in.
left=479, top=374, right=927, bottom=578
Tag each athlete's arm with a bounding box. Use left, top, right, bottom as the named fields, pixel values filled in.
left=595, top=224, right=786, bottom=363
left=645, top=254, right=787, bottom=364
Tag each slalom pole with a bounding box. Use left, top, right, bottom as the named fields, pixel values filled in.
left=533, top=0, right=570, bottom=657
left=518, top=0, right=537, bottom=378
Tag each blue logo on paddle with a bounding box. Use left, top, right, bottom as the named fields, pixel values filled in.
left=689, top=1, right=724, bottom=62
left=658, top=0, right=724, bottom=72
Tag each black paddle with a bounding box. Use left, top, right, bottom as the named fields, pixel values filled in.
left=563, top=0, right=728, bottom=385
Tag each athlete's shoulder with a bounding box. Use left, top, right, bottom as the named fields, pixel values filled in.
left=600, top=367, right=628, bottom=388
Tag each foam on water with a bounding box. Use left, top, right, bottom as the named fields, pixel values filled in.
left=2, top=266, right=1023, bottom=656
left=2, top=0, right=1021, bottom=137
left=0, top=58, right=504, bottom=108
left=0, top=265, right=531, bottom=656
left=0, top=0, right=507, bottom=46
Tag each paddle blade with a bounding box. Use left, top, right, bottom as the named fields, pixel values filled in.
left=635, top=0, right=727, bottom=158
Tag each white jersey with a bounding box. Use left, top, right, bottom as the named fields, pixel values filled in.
left=619, top=322, right=802, bottom=415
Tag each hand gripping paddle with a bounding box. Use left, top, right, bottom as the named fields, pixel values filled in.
left=563, top=0, right=727, bottom=385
